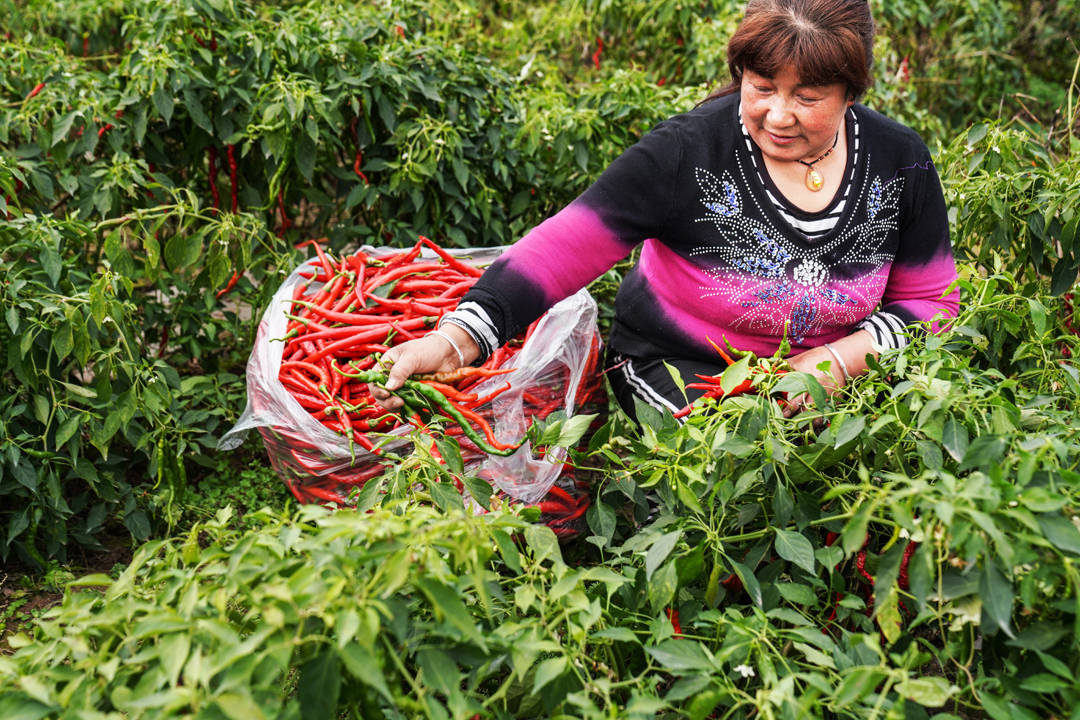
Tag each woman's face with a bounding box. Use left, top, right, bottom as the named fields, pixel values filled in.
left=740, top=66, right=852, bottom=164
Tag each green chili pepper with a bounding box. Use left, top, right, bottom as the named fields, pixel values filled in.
left=340, top=367, right=522, bottom=456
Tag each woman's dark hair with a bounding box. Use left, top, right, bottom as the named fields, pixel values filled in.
left=704, top=0, right=875, bottom=102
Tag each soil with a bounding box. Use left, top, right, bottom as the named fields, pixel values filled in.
left=0, top=531, right=133, bottom=653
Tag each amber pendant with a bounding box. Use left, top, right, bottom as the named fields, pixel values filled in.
left=805, top=166, right=824, bottom=192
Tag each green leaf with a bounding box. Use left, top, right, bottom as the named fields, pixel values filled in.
left=646, top=639, right=714, bottom=672
left=124, top=510, right=151, bottom=541
left=181, top=88, right=214, bottom=134
left=775, top=582, right=815, bottom=606
left=531, top=656, right=567, bottom=695
left=573, top=143, right=589, bottom=173
left=524, top=524, right=562, bottom=566
left=11, top=457, right=38, bottom=492
left=729, top=560, right=762, bottom=608
left=1035, top=650, right=1073, bottom=680
left=340, top=643, right=393, bottom=703
left=1050, top=256, right=1077, bottom=296
left=647, top=560, right=678, bottom=612
left=0, top=697, right=57, bottom=720
left=1004, top=623, right=1068, bottom=653
left=721, top=354, right=751, bottom=394
left=51, top=111, right=79, bottom=146
left=52, top=321, right=73, bottom=362
left=152, top=86, right=175, bottom=125
left=773, top=529, right=816, bottom=575
left=979, top=560, right=1014, bottom=638
left=834, top=666, right=887, bottom=707
left=959, top=435, right=1007, bottom=471
left=213, top=693, right=267, bottom=720
left=586, top=500, right=616, bottom=546
left=296, top=133, right=316, bottom=182
left=59, top=381, right=97, bottom=399
left=54, top=413, right=81, bottom=449
left=873, top=543, right=906, bottom=609
left=943, top=417, right=970, bottom=461
left=1037, top=513, right=1080, bottom=555
left=418, top=649, right=458, bottom=696
left=1026, top=297, right=1047, bottom=336
left=645, top=531, right=681, bottom=581
left=39, top=245, right=61, bottom=287
left=841, top=502, right=872, bottom=555
left=966, top=123, right=989, bottom=146
left=792, top=641, right=835, bottom=669
left=33, top=394, right=49, bottom=425
left=895, top=676, right=955, bottom=708
left=1018, top=673, right=1069, bottom=693
left=159, top=633, right=190, bottom=687
left=592, top=627, right=639, bottom=644
left=164, top=233, right=204, bottom=270
left=414, top=578, right=486, bottom=649
left=832, top=415, right=865, bottom=448
left=909, top=541, right=934, bottom=612
left=461, top=475, right=492, bottom=511
left=980, top=693, right=1018, bottom=720
left=428, top=479, right=463, bottom=513
left=555, top=413, right=598, bottom=448
left=491, top=528, right=522, bottom=574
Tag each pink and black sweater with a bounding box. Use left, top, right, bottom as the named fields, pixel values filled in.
left=447, top=93, right=959, bottom=365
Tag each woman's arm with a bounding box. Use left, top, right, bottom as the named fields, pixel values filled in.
left=786, top=329, right=876, bottom=395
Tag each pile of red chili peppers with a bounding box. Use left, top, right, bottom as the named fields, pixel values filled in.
left=263, top=237, right=605, bottom=538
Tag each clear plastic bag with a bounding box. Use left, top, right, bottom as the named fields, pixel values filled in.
left=219, top=246, right=601, bottom=506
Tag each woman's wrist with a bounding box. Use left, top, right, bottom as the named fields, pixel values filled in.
left=822, top=343, right=850, bottom=385
left=818, top=330, right=877, bottom=388
left=432, top=322, right=480, bottom=367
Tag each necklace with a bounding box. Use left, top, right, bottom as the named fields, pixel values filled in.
left=796, top=131, right=840, bottom=192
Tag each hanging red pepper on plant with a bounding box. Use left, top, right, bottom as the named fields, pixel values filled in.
left=207, top=147, right=220, bottom=214
left=226, top=144, right=238, bottom=213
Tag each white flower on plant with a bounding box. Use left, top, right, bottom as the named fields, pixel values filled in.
left=734, top=664, right=755, bottom=678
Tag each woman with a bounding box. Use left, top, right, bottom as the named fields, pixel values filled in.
left=373, top=0, right=959, bottom=421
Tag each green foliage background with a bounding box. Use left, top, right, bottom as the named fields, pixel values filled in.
left=2, top=0, right=1080, bottom=717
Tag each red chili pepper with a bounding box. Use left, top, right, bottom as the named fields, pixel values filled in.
left=898, top=541, right=917, bottom=590
left=207, top=147, right=220, bottom=214
left=226, top=144, right=238, bottom=212
left=592, top=36, right=603, bottom=70
left=364, top=261, right=451, bottom=291
left=304, top=486, right=345, bottom=504
left=666, top=607, right=682, bottom=637
left=25, top=82, right=45, bottom=101
left=855, top=549, right=875, bottom=610
left=721, top=573, right=743, bottom=594
left=215, top=270, right=239, bottom=299
left=354, top=150, right=368, bottom=185
left=417, top=236, right=483, bottom=278
left=277, top=190, right=291, bottom=237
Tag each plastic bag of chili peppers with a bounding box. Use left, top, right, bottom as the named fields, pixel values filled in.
left=219, top=238, right=605, bottom=510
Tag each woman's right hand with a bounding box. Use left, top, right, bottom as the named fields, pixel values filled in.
left=369, top=324, right=480, bottom=410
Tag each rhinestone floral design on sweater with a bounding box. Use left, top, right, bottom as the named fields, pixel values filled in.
left=690, top=165, right=902, bottom=344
